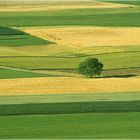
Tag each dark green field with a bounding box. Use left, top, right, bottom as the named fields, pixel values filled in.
left=0, top=68, right=60, bottom=79
left=0, top=100, right=140, bottom=116
left=0, top=27, right=52, bottom=46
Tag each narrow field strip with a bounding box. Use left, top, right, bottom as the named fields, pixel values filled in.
left=0, top=100, right=140, bottom=116
left=0, top=92, right=139, bottom=105
left=0, top=77, right=139, bottom=95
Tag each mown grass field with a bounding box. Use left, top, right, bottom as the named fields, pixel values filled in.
left=0, top=0, right=140, bottom=139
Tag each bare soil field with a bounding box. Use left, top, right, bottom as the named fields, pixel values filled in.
left=0, top=77, right=139, bottom=95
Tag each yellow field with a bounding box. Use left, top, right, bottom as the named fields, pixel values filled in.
left=0, top=1, right=133, bottom=12
left=0, top=77, right=140, bottom=95
left=24, top=27, right=140, bottom=48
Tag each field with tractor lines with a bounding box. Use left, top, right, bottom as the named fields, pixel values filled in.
left=0, top=0, right=140, bottom=139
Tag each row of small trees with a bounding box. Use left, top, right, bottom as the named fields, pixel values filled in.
left=78, top=58, right=103, bottom=78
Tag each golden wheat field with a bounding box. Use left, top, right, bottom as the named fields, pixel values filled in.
left=0, top=1, right=132, bottom=12
left=24, top=27, right=140, bottom=48
left=0, top=77, right=140, bottom=95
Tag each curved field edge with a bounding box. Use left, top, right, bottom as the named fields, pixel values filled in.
left=0, top=100, right=140, bottom=116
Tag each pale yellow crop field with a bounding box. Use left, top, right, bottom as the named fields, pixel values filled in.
left=0, top=77, right=140, bottom=96
left=0, top=1, right=132, bottom=12
left=24, top=27, right=140, bottom=48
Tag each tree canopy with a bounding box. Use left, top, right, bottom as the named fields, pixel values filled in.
left=78, top=58, right=103, bottom=78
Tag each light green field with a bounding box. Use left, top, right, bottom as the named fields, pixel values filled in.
left=0, top=92, right=139, bottom=104
left=0, top=45, right=139, bottom=57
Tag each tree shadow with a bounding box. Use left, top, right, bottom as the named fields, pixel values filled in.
left=94, top=74, right=138, bottom=79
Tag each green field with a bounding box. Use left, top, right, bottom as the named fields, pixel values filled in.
left=0, top=27, right=52, bottom=46
left=0, top=68, right=61, bottom=79
left=0, top=92, right=140, bottom=104
left=0, top=96, right=140, bottom=116
left=0, top=51, right=139, bottom=70
left=0, top=113, right=140, bottom=139
left=102, top=0, right=140, bottom=5
left=0, top=92, right=140, bottom=138
left=0, top=8, right=140, bottom=27
left=0, top=0, right=140, bottom=139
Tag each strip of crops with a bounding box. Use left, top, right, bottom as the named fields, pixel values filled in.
left=0, top=100, right=140, bottom=116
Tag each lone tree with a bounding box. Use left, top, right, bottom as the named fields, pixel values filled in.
left=78, top=58, right=103, bottom=78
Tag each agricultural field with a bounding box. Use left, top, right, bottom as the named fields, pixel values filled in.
left=0, top=0, right=140, bottom=139
left=0, top=27, right=52, bottom=46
